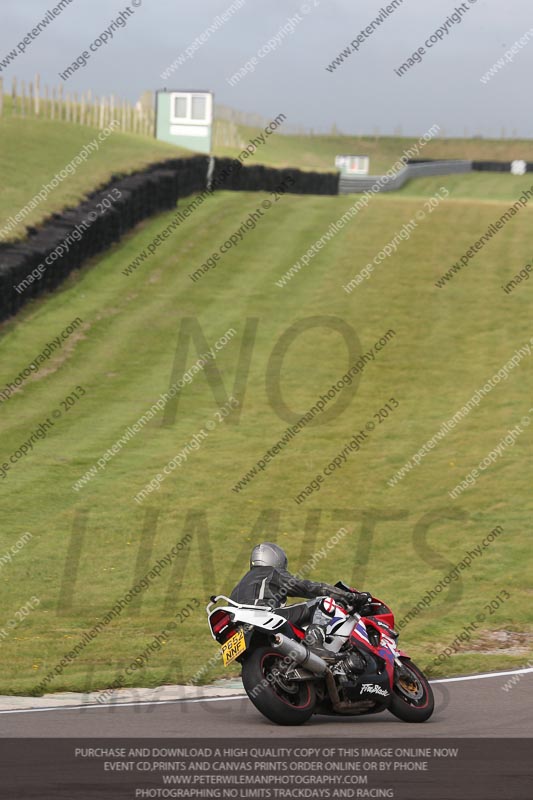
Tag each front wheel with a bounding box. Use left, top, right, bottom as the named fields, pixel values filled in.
left=389, top=658, right=434, bottom=723
left=241, top=645, right=316, bottom=726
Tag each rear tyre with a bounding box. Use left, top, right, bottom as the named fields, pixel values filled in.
left=242, top=645, right=316, bottom=726
left=389, top=658, right=434, bottom=723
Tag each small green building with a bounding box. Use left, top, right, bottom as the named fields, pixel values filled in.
left=155, top=90, right=213, bottom=153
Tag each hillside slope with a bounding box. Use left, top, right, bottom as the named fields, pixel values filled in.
left=3, top=103, right=533, bottom=243
left=0, top=111, right=189, bottom=242
left=0, top=184, right=531, bottom=694
left=215, top=123, right=533, bottom=173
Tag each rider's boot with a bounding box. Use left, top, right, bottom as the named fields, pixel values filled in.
left=303, top=624, right=335, bottom=660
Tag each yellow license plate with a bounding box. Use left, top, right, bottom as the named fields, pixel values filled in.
left=221, top=629, right=246, bottom=667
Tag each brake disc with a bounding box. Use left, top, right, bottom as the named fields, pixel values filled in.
left=396, top=672, right=423, bottom=701
left=269, top=666, right=300, bottom=694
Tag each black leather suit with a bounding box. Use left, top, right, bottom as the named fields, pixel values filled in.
left=230, top=566, right=352, bottom=626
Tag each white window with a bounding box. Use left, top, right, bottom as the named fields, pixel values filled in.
left=191, top=95, right=207, bottom=120
left=170, top=93, right=212, bottom=125
left=173, top=96, right=188, bottom=120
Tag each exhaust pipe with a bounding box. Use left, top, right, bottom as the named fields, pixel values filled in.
left=271, top=633, right=328, bottom=676
left=271, top=634, right=373, bottom=714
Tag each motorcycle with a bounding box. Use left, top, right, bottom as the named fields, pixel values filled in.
left=206, top=581, right=434, bottom=726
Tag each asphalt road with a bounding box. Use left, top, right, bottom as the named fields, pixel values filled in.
left=0, top=671, right=531, bottom=737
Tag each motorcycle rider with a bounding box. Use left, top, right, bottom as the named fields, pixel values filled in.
left=230, top=542, right=372, bottom=654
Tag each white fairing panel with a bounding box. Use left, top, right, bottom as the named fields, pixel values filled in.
left=324, top=617, right=357, bottom=653
left=230, top=606, right=287, bottom=630
left=207, top=596, right=287, bottom=639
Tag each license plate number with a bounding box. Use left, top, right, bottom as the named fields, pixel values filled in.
left=221, top=629, right=246, bottom=666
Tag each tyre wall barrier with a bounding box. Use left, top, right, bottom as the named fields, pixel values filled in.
left=212, top=158, right=339, bottom=195
left=0, top=158, right=339, bottom=322
left=0, top=155, right=209, bottom=322
left=410, top=159, right=533, bottom=173
left=471, top=160, right=533, bottom=173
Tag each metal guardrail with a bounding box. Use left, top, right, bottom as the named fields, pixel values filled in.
left=339, top=159, right=473, bottom=194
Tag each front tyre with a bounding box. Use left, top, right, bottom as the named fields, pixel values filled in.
left=389, top=658, right=434, bottom=723
left=241, top=645, right=316, bottom=726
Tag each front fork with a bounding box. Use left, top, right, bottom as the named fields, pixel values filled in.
left=391, top=650, right=413, bottom=682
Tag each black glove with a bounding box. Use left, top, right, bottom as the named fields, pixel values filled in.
left=345, top=591, right=372, bottom=612
left=322, top=586, right=372, bottom=612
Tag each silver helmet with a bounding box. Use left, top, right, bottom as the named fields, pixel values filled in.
left=250, top=542, right=288, bottom=570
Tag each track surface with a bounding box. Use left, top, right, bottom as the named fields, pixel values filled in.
left=0, top=672, right=531, bottom=737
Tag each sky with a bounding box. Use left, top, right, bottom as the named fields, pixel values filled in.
left=1, top=0, right=532, bottom=138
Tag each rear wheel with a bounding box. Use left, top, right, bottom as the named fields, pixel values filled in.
left=389, top=659, right=434, bottom=723
left=241, top=645, right=316, bottom=726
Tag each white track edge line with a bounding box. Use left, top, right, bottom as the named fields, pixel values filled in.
left=0, top=694, right=247, bottom=714
left=431, top=667, right=533, bottom=683
left=1, top=667, right=532, bottom=715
